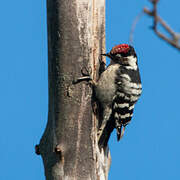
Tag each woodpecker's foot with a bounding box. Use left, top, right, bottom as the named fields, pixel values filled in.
left=72, top=66, right=95, bottom=85
left=72, top=76, right=92, bottom=84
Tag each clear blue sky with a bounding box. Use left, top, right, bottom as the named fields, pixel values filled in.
left=1, top=0, right=180, bottom=179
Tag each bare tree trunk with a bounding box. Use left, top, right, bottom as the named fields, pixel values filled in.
left=36, top=0, right=111, bottom=179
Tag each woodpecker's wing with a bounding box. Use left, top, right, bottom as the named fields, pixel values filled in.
left=98, top=106, right=114, bottom=147
left=98, top=113, right=115, bottom=148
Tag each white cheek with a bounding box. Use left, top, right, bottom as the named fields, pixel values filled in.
left=126, top=56, right=137, bottom=70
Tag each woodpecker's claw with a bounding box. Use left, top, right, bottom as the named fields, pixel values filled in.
left=73, top=66, right=93, bottom=85
left=81, top=66, right=92, bottom=76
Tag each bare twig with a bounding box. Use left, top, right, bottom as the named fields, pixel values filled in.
left=143, top=0, right=180, bottom=50
left=129, top=11, right=144, bottom=44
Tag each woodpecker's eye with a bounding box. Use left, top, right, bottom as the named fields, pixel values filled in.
left=115, top=54, right=122, bottom=58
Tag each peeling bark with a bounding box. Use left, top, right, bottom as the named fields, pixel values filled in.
left=37, top=0, right=111, bottom=179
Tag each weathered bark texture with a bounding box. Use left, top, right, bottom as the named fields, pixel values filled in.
left=37, top=0, right=111, bottom=179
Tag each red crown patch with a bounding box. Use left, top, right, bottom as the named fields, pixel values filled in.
left=110, top=44, right=130, bottom=54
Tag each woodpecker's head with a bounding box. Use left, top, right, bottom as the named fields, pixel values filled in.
left=102, top=44, right=138, bottom=70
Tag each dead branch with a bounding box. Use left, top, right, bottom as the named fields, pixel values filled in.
left=143, top=0, right=180, bottom=50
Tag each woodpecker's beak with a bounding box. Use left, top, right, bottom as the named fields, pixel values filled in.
left=101, top=53, right=111, bottom=58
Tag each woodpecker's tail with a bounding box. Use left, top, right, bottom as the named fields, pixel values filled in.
left=98, top=116, right=115, bottom=148
left=117, top=125, right=125, bottom=141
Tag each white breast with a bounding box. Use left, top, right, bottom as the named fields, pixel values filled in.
left=95, top=64, right=120, bottom=107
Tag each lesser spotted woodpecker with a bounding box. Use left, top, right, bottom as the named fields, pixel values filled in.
left=74, top=44, right=142, bottom=147
left=96, top=44, right=142, bottom=146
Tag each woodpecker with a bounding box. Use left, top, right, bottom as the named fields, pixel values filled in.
left=74, top=44, right=142, bottom=147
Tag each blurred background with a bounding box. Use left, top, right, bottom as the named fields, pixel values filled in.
left=0, top=0, right=180, bottom=179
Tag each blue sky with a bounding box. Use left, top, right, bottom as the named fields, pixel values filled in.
left=1, top=0, right=180, bottom=179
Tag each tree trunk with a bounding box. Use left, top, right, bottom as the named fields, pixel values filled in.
left=36, top=0, right=111, bottom=179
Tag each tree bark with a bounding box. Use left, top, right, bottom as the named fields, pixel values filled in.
left=36, top=0, right=111, bottom=179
